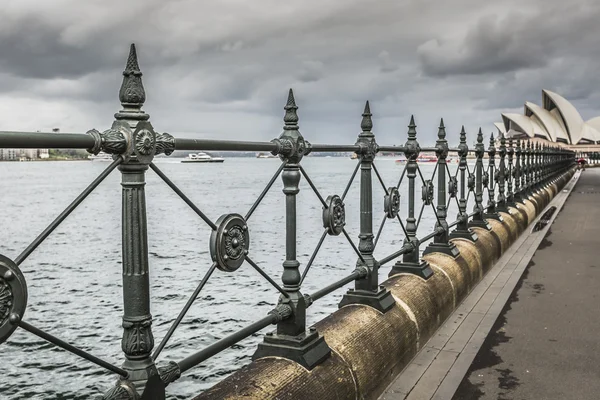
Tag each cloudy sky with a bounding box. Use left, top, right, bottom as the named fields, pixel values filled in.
left=1, top=0, right=599, bottom=146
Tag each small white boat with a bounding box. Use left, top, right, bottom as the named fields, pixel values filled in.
left=89, top=153, right=113, bottom=161
left=256, top=152, right=276, bottom=159
left=181, top=152, right=225, bottom=163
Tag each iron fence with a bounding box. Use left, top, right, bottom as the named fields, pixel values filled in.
left=0, top=44, right=576, bottom=399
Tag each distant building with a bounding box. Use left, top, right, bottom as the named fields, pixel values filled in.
left=0, top=129, right=52, bottom=161
left=496, top=90, right=600, bottom=145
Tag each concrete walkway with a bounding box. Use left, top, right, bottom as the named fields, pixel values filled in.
left=453, top=168, right=600, bottom=399
left=380, top=168, right=600, bottom=400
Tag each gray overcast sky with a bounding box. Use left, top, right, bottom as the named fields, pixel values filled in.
left=1, top=0, right=599, bottom=146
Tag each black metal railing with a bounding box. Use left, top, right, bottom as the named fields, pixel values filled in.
left=0, top=44, right=576, bottom=399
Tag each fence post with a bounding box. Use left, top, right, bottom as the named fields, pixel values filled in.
left=496, top=133, right=508, bottom=212
left=450, top=127, right=478, bottom=240
left=253, top=89, right=331, bottom=369
left=390, top=116, right=433, bottom=279
left=424, top=120, right=459, bottom=256
left=468, top=129, right=492, bottom=230
left=339, top=102, right=395, bottom=312
left=484, top=133, right=502, bottom=221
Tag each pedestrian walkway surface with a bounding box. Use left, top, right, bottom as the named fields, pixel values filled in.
left=453, top=169, right=600, bottom=399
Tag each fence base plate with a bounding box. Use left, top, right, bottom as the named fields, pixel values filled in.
left=338, top=286, right=395, bottom=313
left=252, top=329, right=331, bottom=370
left=389, top=260, right=433, bottom=280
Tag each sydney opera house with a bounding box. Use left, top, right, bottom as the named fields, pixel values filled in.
left=495, top=89, right=600, bottom=146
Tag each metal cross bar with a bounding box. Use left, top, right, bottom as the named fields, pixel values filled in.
left=152, top=263, right=217, bottom=361
left=15, top=157, right=122, bottom=266
left=149, top=163, right=218, bottom=231
left=19, top=320, right=128, bottom=377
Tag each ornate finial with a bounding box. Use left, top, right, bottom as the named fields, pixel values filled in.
left=283, top=88, right=299, bottom=130
left=408, top=115, right=417, bottom=139
left=119, top=44, right=146, bottom=107
left=500, top=132, right=506, bottom=146
left=460, top=126, right=466, bottom=144
left=438, top=118, right=446, bottom=139
left=361, top=101, right=373, bottom=133
left=490, top=132, right=495, bottom=144
left=477, top=128, right=483, bottom=143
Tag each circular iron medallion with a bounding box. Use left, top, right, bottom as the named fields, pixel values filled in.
left=0, top=254, right=27, bottom=344
left=323, top=195, right=345, bottom=236
left=210, top=214, right=250, bottom=272
left=384, top=187, right=400, bottom=219
left=422, top=180, right=434, bottom=205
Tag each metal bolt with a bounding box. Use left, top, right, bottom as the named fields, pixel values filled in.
left=3, top=270, right=14, bottom=281
left=223, top=255, right=229, bottom=260
left=223, top=229, right=228, bottom=235
left=244, top=249, right=249, bottom=255
left=242, top=225, right=247, bottom=231
left=9, top=313, right=20, bottom=324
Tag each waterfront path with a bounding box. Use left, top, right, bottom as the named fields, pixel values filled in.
left=380, top=168, right=600, bottom=399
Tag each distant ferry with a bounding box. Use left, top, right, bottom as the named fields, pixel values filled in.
left=181, top=152, right=224, bottom=163
left=256, top=152, right=276, bottom=159
left=395, top=155, right=458, bottom=164
left=89, top=154, right=113, bottom=162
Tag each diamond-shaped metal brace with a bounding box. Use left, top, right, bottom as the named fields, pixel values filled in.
left=0, top=254, right=27, bottom=344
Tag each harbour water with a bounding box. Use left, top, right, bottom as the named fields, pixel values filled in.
left=0, top=157, right=473, bottom=399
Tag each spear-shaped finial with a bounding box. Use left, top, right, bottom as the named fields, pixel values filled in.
left=477, top=128, right=483, bottom=143
left=460, top=126, right=466, bottom=144
left=361, top=100, right=373, bottom=133
left=437, top=118, right=446, bottom=140
left=283, top=88, right=299, bottom=129
left=408, top=115, right=417, bottom=139
left=119, top=43, right=145, bottom=107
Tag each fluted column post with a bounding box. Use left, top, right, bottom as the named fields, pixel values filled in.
left=390, top=116, right=432, bottom=279
left=484, top=133, right=502, bottom=221
left=468, top=129, right=492, bottom=230
left=253, top=89, right=330, bottom=369
left=424, top=119, right=459, bottom=257
left=450, top=127, right=478, bottom=240
left=340, top=102, right=394, bottom=312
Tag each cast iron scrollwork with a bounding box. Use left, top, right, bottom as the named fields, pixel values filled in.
left=210, top=214, right=250, bottom=272
left=0, top=254, right=27, bottom=344
left=467, top=173, right=475, bottom=191
left=384, top=187, right=400, bottom=218
left=421, top=180, right=434, bottom=205
left=482, top=171, right=489, bottom=188
left=323, top=195, right=345, bottom=236
left=448, top=177, right=458, bottom=198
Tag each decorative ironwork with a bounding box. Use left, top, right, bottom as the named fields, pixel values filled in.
left=0, top=255, right=27, bottom=344
left=0, top=42, right=578, bottom=399
left=422, top=179, right=434, bottom=205
left=468, top=173, right=475, bottom=191
left=323, top=195, right=345, bottom=236
left=133, top=121, right=156, bottom=164
left=384, top=187, right=400, bottom=218
left=155, top=132, right=175, bottom=156
left=210, top=214, right=250, bottom=272
left=482, top=171, right=489, bottom=188
left=119, top=44, right=146, bottom=107
left=448, top=177, right=458, bottom=198
left=122, top=318, right=154, bottom=358
left=101, top=126, right=128, bottom=155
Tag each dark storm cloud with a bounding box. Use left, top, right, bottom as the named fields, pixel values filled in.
left=417, top=3, right=600, bottom=77
left=0, top=0, right=598, bottom=143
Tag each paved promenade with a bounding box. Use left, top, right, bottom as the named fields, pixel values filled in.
left=453, top=168, right=600, bottom=399
left=380, top=168, right=600, bottom=400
